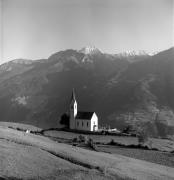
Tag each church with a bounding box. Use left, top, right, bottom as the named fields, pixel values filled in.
left=69, top=89, right=98, bottom=132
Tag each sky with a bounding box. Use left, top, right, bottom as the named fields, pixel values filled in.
left=0, top=0, right=173, bottom=63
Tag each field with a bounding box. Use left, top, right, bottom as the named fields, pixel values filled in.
left=42, top=129, right=174, bottom=168
left=1, top=125, right=174, bottom=180
left=0, top=139, right=86, bottom=179
left=96, top=145, right=174, bottom=168
left=43, top=129, right=174, bottom=152
left=43, top=130, right=138, bottom=144
left=0, top=122, right=42, bottom=132
left=0, top=126, right=121, bottom=180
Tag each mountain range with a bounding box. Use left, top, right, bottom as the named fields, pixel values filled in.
left=0, top=46, right=174, bottom=138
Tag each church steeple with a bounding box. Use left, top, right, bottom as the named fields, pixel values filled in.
left=71, top=88, right=76, bottom=102
left=69, top=89, right=77, bottom=129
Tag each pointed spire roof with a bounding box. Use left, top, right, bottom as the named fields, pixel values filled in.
left=71, top=88, right=76, bottom=102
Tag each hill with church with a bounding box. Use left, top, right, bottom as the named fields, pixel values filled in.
left=0, top=47, right=173, bottom=138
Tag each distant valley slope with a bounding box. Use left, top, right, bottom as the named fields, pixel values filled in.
left=0, top=47, right=174, bottom=137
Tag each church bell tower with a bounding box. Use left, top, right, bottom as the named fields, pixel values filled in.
left=69, top=89, right=77, bottom=129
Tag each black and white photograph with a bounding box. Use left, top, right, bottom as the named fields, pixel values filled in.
left=0, top=0, right=174, bottom=179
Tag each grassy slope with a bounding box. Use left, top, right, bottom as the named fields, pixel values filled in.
left=0, top=140, right=113, bottom=180
left=97, top=145, right=174, bottom=168
left=0, top=122, right=42, bottom=131
left=0, top=139, right=86, bottom=179
left=0, top=127, right=174, bottom=180
left=43, top=130, right=174, bottom=168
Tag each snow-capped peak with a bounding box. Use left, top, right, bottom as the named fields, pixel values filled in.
left=116, top=50, right=158, bottom=57
left=79, top=46, right=101, bottom=55
left=12, top=59, right=33, bottom=64
left=117, top=50, right=148, bottom=57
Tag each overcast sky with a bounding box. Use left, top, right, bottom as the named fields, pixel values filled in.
left=0, top=0, right=173, bottom=63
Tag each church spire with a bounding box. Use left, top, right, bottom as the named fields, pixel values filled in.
left=71, top=88, right=76, bottom=102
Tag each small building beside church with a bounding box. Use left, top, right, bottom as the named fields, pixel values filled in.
left=69, top=89, right=98, bottom=131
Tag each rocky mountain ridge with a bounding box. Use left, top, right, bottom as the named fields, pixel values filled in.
left=0, top=47, right=173, bottom=137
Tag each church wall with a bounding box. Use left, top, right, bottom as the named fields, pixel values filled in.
left=76, top=119, right=91, bottom=131
left=91, top=113, right=98, bottom=131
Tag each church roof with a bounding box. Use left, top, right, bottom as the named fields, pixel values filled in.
left=76, top=111, right=94, bottom=120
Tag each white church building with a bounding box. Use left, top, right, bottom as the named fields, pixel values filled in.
left=69, top=89, right=98, bottom=132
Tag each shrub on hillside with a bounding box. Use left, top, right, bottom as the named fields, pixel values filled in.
left=78, top=135, right=85, bottom=142
left=84, top=135, right=89, bottom=144
left=16, top=127, right=25, bottom=131
left=71, top=135, right=97, bottom=150
left=72, top=137, right=78, bottom=143
left=109, top=139, right=115, bottom=145
left=8, top=126, right=13, bottom=129
left=137, top=129, right=149, bottom=145
left=87, top=138, right=97, bottom=150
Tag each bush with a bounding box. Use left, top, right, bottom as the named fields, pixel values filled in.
left=137, top=129, right=148, bottom=145
left=8, top=126, right=13, bottom=129
left=109, top=139, right=115, bottom=145
left=16, top=127, right=24, bottom=131
left=84, top=136, right=89, bottom=144
left=72, top=135, right=97, bottom=150
left=72, top=137, right=78, bottom=143
left=87, top=138, right=97, bottom=150
left=78, top=135, right=85, bottom=142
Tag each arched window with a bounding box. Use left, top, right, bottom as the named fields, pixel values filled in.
left=82, top=122, right=83, bottom=126
left=87, top=122, right=88, bottom=127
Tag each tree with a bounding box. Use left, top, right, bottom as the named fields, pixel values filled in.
left=60, top=113, right=69, bottom=128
